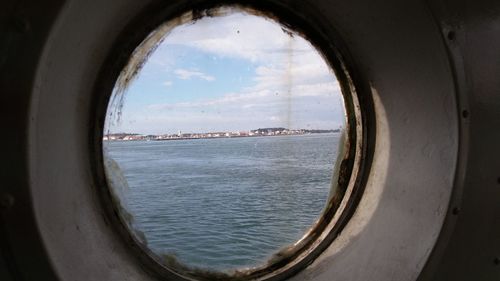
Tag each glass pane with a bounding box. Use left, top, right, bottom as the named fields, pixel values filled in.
left=103, top=9, right=345, bottom=273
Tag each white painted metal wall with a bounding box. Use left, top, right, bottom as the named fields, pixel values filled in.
left=0, top=0, right=498, bottom=280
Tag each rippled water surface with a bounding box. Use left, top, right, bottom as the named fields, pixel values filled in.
left=104, top=133, right=339, bottom=271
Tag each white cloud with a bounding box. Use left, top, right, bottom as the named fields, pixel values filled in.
left=119, top=93, right=344, bottom=135
left=164, top=12, right=315, bottom=64
left=163, top=81, right=173, bottom=87
left=148, top=80, right=342, bottom=114
left=148, top=89, right=271, bottom=110
left=174, top=68, right=215, bottom=81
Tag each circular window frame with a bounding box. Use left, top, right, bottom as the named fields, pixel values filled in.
left=90, top=2, right=373, bottom=280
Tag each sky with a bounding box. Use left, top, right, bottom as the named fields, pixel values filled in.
left=106, top=11, right=345, bottom=135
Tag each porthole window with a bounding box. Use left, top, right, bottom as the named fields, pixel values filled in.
left=99, top=5, right=363, bottom=280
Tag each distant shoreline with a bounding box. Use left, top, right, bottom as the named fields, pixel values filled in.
left=151, top=132, right=339, bottom=142
left=103, top=129, right=341, bottom=142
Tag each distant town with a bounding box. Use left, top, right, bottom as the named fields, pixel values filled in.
left=103, top=127, right=341, bottom=141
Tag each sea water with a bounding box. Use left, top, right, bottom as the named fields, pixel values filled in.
left=103, top=133, right=340, bottom=271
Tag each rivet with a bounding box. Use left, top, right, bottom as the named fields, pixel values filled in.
left=462, top=110, right=469, bottom=118
left=447, top=31, right=456, bottom=41
left=497, top=177, right=500, bottom=184
left=452, top=207, right=460, bottom=215
left=0, top=193, right=15, bottom=210
left=494, top=257, right=500, bottom=266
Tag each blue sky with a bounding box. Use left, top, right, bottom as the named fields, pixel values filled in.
left=107, top=11, right=345, bottom=135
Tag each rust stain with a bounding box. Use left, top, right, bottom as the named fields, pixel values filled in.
left=284, top=29, right=294, bottom=131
